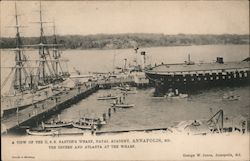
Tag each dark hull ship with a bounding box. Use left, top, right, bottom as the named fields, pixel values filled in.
left=145, top=55, right=250, bottom=94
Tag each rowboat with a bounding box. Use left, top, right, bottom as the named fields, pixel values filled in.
left=97, top=95, right=118, bottom=100
left=168, top=120, right=211, bottom=135
left=222, top=94, right=240, bottom=101
left=72, top=122, right=97, bottom=130
left=113, top=103, right=135, bottom=108
left=42, top=121, right=73, bottom=128
left=80, top=118, right=106, bottom=125
left=168, top=109, right=248, bottom=135
left=121, top=90, right=137, bottom=94
left=151, top=96, right=165, bottom=99
left=26, top=129, right=59, bottom=136
left=113, top=85, right=134, bottom=92
left=166, top=93, right=188, bottom=99
left=112, top=86, right=122, bottom=90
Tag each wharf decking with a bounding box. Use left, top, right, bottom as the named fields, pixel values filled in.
left=1, top=83, right=98, bottom=133
left=1, top=77, right=136, bottom=133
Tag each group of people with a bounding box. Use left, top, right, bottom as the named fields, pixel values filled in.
left=102, top=106, right=116, bottom=121
left=167, top=88, right=180, bottom=97
left=112, top=93, right=127, bottom=106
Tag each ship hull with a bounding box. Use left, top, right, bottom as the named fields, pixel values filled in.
left=145, top=65, right=250, bottom=94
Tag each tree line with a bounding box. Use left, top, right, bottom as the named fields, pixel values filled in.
left=0, top=33, right=249, bottom=49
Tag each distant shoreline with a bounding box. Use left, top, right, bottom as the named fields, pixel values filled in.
left=0, top=44, right=249, bottom=52
left=1, top=33, right=249, bottom=50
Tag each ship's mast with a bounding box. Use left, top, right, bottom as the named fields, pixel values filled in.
left=134, top=47, right=139, bottom=66
left=36, top=1, right=56, bottom=85
left=13, top=2, right=24, bottom=91
left=52, top=21, right=60, bottom=76
left=38, top=1, right=46, bottom=83
left=1, top=2, right=34, bottom=94
left=52, top=20, right=70, bottom=79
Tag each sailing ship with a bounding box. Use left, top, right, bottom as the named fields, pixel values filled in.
left=1, top=2, right=70, bottom=118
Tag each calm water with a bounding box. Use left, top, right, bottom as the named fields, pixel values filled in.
left=1, top=45, right=249, bottom=134
left=51, top=86, right=249, bottom=132
left=1, top=45, right=249, bottom=75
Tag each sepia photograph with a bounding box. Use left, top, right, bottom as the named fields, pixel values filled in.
left=1, top=0, right=249, bottom=160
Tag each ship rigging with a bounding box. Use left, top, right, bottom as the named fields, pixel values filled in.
left=1, top=2, right=70, bottom=117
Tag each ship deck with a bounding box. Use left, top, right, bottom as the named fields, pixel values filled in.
left=147, top=61, right=249, bottom=74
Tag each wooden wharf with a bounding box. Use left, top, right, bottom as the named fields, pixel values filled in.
left=1, top=77, right=138, bottom=133
left=1, top=82, right=98, bottom=133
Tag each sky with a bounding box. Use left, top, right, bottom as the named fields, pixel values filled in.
left=1, top=1, right=249, bottom=37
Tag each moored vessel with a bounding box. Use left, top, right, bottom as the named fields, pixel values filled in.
left=97, top=94, right=118, bottom=100
left=42, top=121, right=73, bottom=128
left=79, top=117, right=106, bottom=126
left=145, top=55, right=250, bottom=94
left=1, top=2, right=70, bottom=118
left=26, top=128, right=59, bottom=136
left=113, top=104, right=135, bottom=108
left=72, top=121, right=97, bottom=130
left=168, top=109, right=248, bottom=135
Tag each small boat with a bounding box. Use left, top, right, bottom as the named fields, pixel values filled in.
left=168, top=109, right=248, bottom=135
left=111, top=93, right=135, bottom=108
left=72, top=122, right=97, bottom=130
left=80, top=117, right=106, bottom=125
left=42, top=121, right=73, bottom=128
left=112, top=86, right=123, bottom=90
left=222, top=94, right=240, bottom=101
left=151, top=96, right=165, bottom=99
left=121, top=90, right=137, bottom=94
left=166, top=93, right=188, bottom=99
left=42, top=114, right=73, bottom=128
left=113, top=84, right=134, bottom=91
left=168, top=120, right=211, bottom=135
left=112, top=103, right=135, bottom=108
left=97, top=94, right=118, bottom=100
left=26, top=128, right=59, bottom=136
left=120, top=87, right=131, bottom=91
left=120, top=85, right=136, bottom=91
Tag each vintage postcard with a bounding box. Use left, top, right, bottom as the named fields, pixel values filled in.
left=1, top=0, right=249, bottom=160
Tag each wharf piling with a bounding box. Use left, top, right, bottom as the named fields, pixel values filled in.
left=1, top=83, right=98, bottom=133
left=1, top=76, right=141, bottom=133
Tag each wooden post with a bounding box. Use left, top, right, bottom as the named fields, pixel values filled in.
left=16, top=107, right=19, bottom=126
